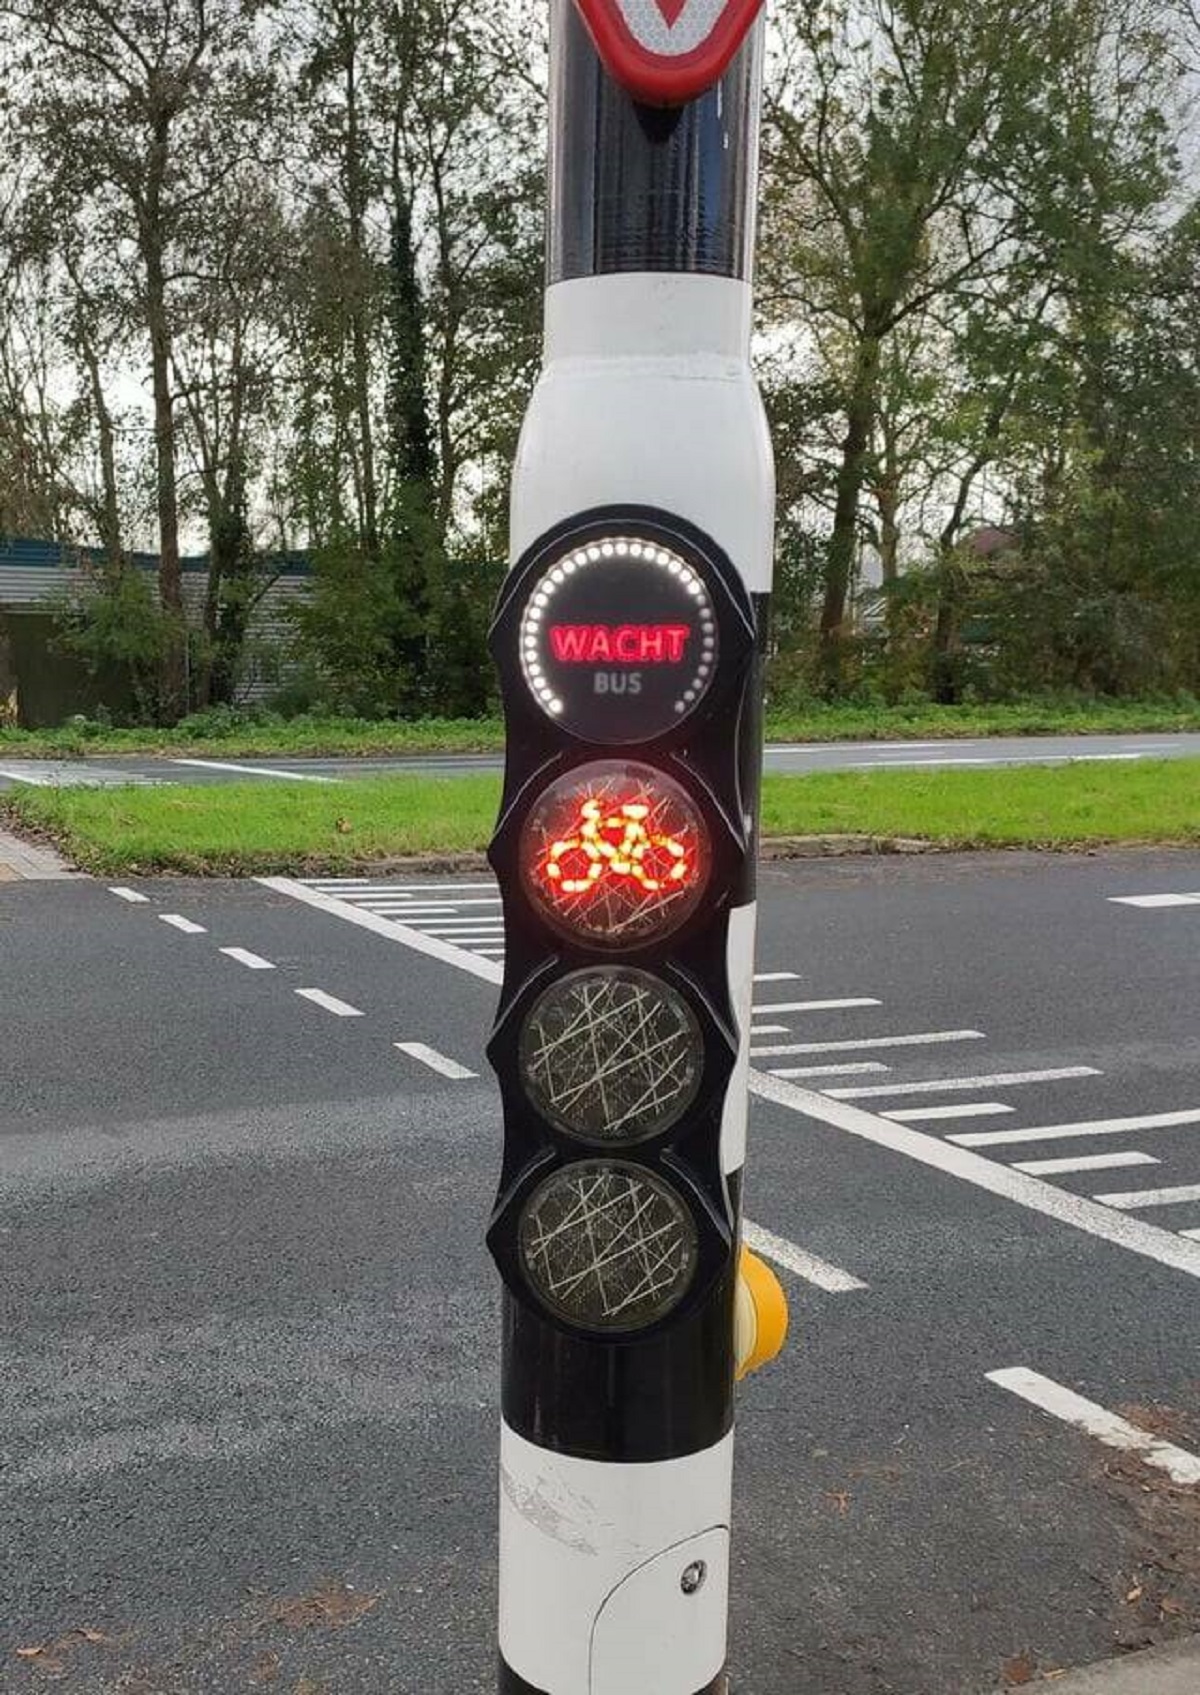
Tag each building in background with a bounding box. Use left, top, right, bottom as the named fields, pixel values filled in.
left=0, top=539, right=310, bottom=726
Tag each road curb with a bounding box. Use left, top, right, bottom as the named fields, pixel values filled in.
left=981, top=1638, right=1200, bottom=1693
left=0, top=826, right=78, bottom=880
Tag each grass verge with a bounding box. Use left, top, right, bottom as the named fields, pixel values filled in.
left=5, top=759, right=1197, bottom=876
left=1, top=696, right=1198, bottom=759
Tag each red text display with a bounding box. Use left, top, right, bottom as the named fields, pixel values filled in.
left=549, top=624, right=692, bottom=666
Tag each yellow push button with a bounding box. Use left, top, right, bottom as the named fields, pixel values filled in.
left=735, top=1247, right=789, bottom=1381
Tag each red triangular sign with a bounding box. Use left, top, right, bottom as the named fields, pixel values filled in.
left=574, top=0, right=766, bottom=106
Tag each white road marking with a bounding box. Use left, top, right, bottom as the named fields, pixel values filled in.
left=309, top=880, right=497, bottom=893
left=1183, top=1229, right=1200, bottom=1242
left=987, top=1368, right=1200, bottom=1486
left=109, top=887, right=150, bottom=904
left=395, top=1042, right=477, bottom=1080
left=1013, top=1150, right=1160, bottom=1177
left=295, top=987, right=364, bottom=1018
left=173, top=758, right=337, bottom=783
left=751, top=1029, right=985, bottom=1058
left=950, top=1108, right=1200, bottom=1149
left=221, top=947, right=276, bottom=971
left=1094, top=1182, right=1200, bottom=1211
left=260, top=878, right=502, bottom=987
left=475, top=948, right=507, bottom=956
left=742, top=1221, right=868, bottom=1293
left=1109, top=893, right=1200, bottom=908
left=885, top=1102, right=1015, bottom=1123
left=361, top=896, right=501, bottom=909
left=427, top=935, right=505, bottom=949
left=159, top=915, right=206, bottom=935
left=0, top=765, right=59, bottom=786
left=751, top=1025, right=791, bottom=1037
left=754, top=971, right=800, bottom=983
left=267, top=876, right=1200, bottom=1283
left=753, top=997, right=881, bottom=1014
left=748, top=1070, right=1200, bottom=1280
left=827, top=1067, right=1100, bottom=1100
left=355, top=906, right=461, bottom=917
left=770, top=741, right=962, bottom=754
left=770, top=1062, right=890, bottom=1079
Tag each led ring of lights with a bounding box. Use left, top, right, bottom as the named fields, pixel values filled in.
left=519, top=534, right=719, bottom=741
left=519, top=1160, right=698, bottom=1333
left=520, top=760, right=709, bottom=947
left=520, top=968, right=703, bottom=1144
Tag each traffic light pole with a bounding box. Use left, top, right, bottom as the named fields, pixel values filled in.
left=488, top=4, right=776, bottom=1692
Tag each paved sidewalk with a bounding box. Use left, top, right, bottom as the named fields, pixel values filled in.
left=980, top=1637, right=1200, bottom=1693
left=0, top=826, right=77, bottom=879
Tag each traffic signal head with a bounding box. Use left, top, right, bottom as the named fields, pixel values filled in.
left=487, top=505, right=764, bottom=1456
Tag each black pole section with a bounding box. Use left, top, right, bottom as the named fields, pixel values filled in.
left=548, top=0, right=762, bottom=283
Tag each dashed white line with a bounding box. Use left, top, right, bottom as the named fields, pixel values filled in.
left=748, top=1070, right=1200, bottom=1280
left=395, top=1042, right=477, bottom=1080
left=751, top=1029, right=986, bottom=1059
left=295, top=988, right=364, bottom=1018
left=1013, top=1150, right=1159, bottom=1177
left=173, top=758, right=337, bottom=783
left=826, top=1067, right=1100, bottom=1101
left=221, top=947, right=276, bottom=971
left=1094, top=1182, right=1200, bottom=1211
left=159, top=915, right=207, bottom=935
left=1109, top=893, right=1200, bottom=908
left=751, top=1025, right=791, bottom=1037
left=769, top=1062, right=890, bottom=1080
left=753, top=998, right=881, bottom=1015
left=885, top=1102, right=1015, bottom=1123
left=987, top=1368, right=1200, bottom=1486
left=109, top=887, right=150, bottom=904
left=950, top=1108, right=1200, bottom=1149
left=742, top=1221, right=868, bottom=1293
left=754, top=972, right=800, bottom=983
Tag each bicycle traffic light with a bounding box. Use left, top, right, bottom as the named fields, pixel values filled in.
left=486, top=4, right=776, bottom=1691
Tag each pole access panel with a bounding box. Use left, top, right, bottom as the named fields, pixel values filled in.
left=488, top=4, right=777, bottom=1692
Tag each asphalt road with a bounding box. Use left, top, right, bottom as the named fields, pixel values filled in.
left=0, top=729, right=1198, bottom=789
left=3, top=850, right=1200, bottom=1694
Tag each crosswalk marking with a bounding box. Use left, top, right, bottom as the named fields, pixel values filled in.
left=950, top=1108, right=1200, bottom=1149
left=770, top=1062, right=889, bottom=1080
left=885, top=1102, right=1013, bottom=1123
left=1094, top=1182, right=1200, bottom=1211
left=826, top=1067, right=1100, bottom=1101
left=751, top=1030, right=985, bottom=1059
left=1012, top=1150, right=1158, bottom=1177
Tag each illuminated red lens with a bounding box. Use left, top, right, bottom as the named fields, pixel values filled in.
left=521, top=761, right=708, bottom=946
